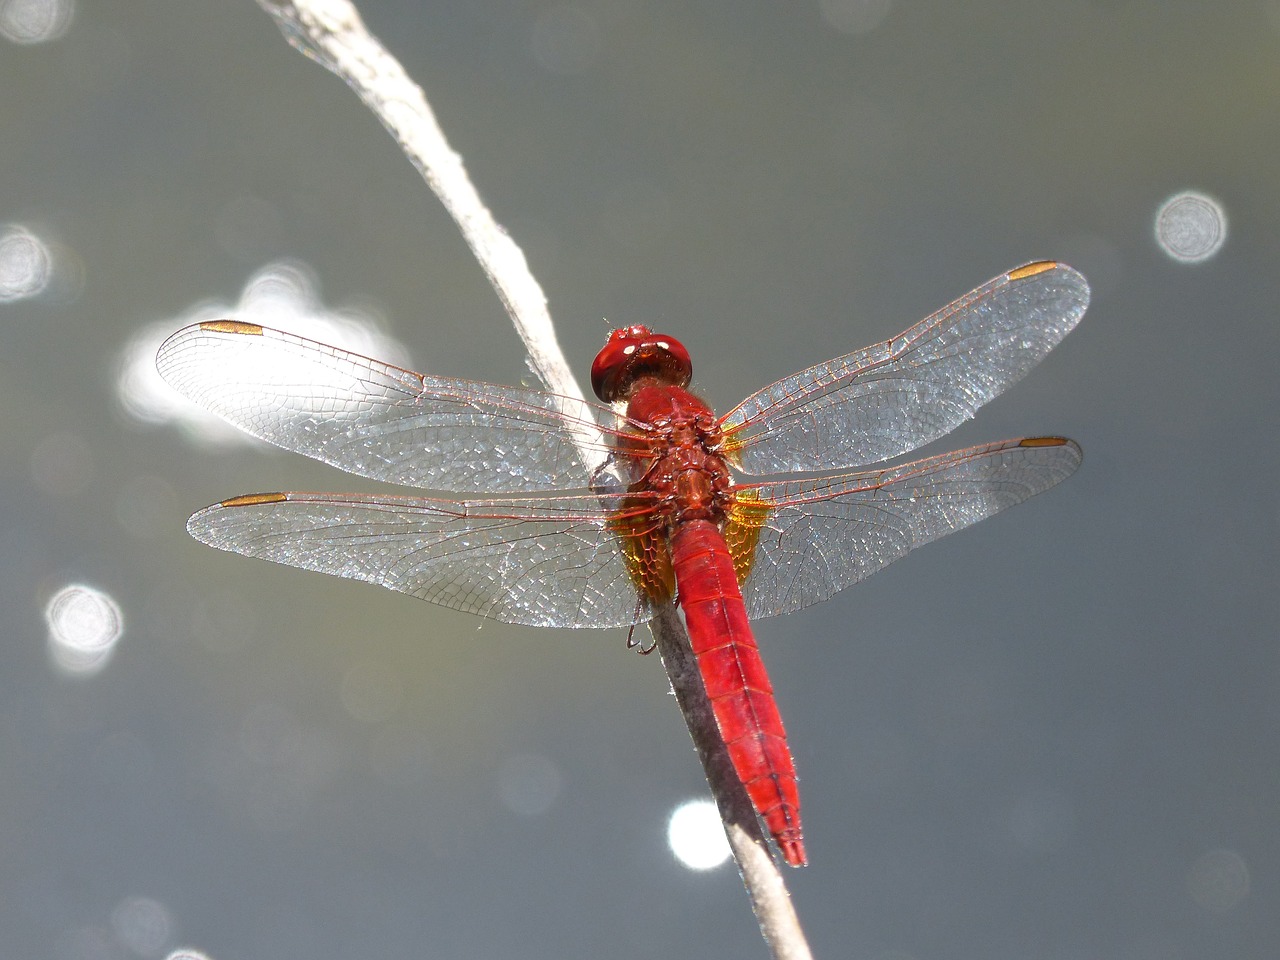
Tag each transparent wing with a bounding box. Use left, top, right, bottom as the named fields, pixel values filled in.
left=157, top=321, right=629, bottom=493
left=187, top=490, right=661, bottom=628
left=730, top=437, right=1081, bottom=619
left=721, top=262, right=1089, bottom=473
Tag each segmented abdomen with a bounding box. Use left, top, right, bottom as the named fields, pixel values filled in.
left=669, top=519, right=806, bottom=867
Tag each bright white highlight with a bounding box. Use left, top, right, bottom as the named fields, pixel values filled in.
left=166, top=951, right=213, bottom=960
left=0, top=223, right=52, bottom=301
left=45, top=583, right=123, bottom=675
left=117, top=260, right=412, bottom=440
left=667, top=799, right=731, bottom=870
left=1154, top=190, right=1227, bottom=263
left=0, top=0, right=74, bottom=44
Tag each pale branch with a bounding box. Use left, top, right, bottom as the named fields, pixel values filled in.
left=251, top=3, right=812, bottom=957
left=652, top=607, right=814, bottom=959
left=254, top=0, right=602, bottom=471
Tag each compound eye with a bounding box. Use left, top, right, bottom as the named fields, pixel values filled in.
left=590, top=328, right=692, bottom=402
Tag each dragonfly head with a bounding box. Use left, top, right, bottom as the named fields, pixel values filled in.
left=591, top=325, right=693, bottom=403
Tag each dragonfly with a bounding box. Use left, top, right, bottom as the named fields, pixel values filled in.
left=157, top=260, right=1089, bottom=868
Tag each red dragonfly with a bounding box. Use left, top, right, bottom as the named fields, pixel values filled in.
left=157, top=260, right=1088, bottom=868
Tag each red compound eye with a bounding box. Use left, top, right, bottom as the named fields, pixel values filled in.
left=591, top=325, right=692, bottom=402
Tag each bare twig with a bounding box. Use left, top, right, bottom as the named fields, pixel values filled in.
left=255, top=0, right=601, bottom=468
left=251, top=2, right=811, bottom=956
left=652, top=609, right=813, bottom=959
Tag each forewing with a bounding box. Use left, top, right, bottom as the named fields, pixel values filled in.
left=187, top=491, right=660, bottom=628
left=730, top=438, right=1081, bottom=619
left=721, top=262, right=1089, bottom=473
left=157, top=322, right=626, bottom=493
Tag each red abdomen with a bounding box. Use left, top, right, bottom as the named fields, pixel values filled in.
left=670, top=519, right=806, bottom=867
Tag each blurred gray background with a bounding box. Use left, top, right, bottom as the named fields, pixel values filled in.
left=2, top=1, right=1277, bottom=958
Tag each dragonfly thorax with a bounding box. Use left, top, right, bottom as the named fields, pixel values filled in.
left=623, top=384, right=733, bottom=525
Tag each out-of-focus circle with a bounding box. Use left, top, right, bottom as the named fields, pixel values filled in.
left=667, top=799, right=731, bottom=870
left=496, top=752, right=563, bottom=817
left=110, top=895, right=173, bottom=957
left=166, top=951, right=212, bottom=960
left=118, top=259, right=411, bottom=439
left=231, top=702, right=341, bottom=832
left=0, top=0, right=74, bottom=44
left=0, top=223, right=52, bottom=300
left=1186, top=848, right=1250, bottom=913
left=116, top=320, right=234, bottom=433
left=1154, top=190, right=1227, bottom=263
left=45, top=583, right=124, bottom=675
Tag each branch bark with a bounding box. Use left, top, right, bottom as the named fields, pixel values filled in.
left=651, top=609, right=813, bottom=959
left=252, top=3, right=811, bottom=956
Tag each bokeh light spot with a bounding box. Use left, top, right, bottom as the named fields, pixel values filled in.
left=117, top=259, right=411, bottom=439
left=667, top=799, right=730, bottom=870
left=110, top=895, right=173, bottom=958
left=0, top=0, right=74, bottom=44
left=166, top=951, right=212, bottom=960
left=226, top=702, right=341, bottom=832
left=1154, top=190, right=1227, bottom=263
left=0, top=223, right=52, bottom=300
left=1186, top=848, right=1250, bottom=913
left=497, top=752, right=563, bottom=817
left=45, top=583, right=123, bottom=676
